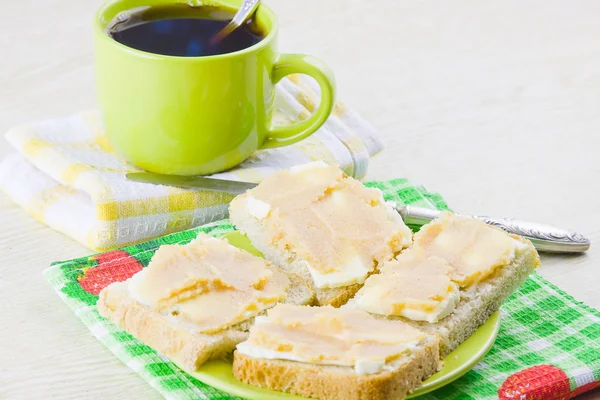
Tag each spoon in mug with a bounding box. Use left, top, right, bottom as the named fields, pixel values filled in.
left=211, top=0, right=261, bottom=43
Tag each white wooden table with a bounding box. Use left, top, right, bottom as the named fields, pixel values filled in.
left=1, top=0, right=599, bottom=398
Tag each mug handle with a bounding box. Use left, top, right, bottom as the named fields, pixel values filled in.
left=261, top=54, right=336, bottom=149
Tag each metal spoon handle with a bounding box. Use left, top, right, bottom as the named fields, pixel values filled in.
left=396, top=205, right=591, bottom=253
left=213, top=0, right=261, bottom=42
left=231, top=0, right=260, bottom=26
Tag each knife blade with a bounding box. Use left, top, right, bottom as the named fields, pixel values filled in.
left=127, top=172, right=257, bottom=195
left=126, top=172, right=590, bottom=253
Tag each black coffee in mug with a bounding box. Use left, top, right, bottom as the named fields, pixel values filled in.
left=108, top=4, right=265, bottom=57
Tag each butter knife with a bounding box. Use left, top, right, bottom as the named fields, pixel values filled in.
left=126, top=172, right=591, bottom=253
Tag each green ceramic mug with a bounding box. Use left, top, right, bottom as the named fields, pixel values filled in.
left=94, top=0, right=335, bottom=175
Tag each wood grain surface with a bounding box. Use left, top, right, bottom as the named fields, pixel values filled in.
left=0, top=0, right=598, bottom=399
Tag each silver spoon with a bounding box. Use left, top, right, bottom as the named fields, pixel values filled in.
left=212, top=0, right=261, bottom=43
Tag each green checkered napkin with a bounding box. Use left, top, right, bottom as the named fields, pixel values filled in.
left=44, top=179, right=600, bottom=400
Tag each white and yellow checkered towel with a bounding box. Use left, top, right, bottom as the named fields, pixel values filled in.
left=0, top=75, right=383, bottom=251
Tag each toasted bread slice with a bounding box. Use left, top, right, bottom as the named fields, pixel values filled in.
left=232, top=337, right=440, bottom=400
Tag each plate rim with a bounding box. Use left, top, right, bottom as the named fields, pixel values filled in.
left=407, top=310, right=500, bottom=397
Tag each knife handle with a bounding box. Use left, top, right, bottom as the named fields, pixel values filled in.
left=395, top=204, right=590, bottom=253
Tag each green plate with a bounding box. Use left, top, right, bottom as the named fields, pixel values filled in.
left=182, top=231, right=501, bottom=399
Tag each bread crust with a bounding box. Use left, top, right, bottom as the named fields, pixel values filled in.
left=232, top=338, right=441, bottom=400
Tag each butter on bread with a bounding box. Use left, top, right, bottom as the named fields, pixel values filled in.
left=353, top=212, right=540, bottom=356
left=97, top=234, right=315, bottom=370
left=228, top=161, right=413, bottom=306
left=233, top=304, right=441, bottom=400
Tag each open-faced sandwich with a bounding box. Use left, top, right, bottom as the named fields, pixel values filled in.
left=229, top=161, right=413, bottom=307
left=233, top=304, right=442, bottom=400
